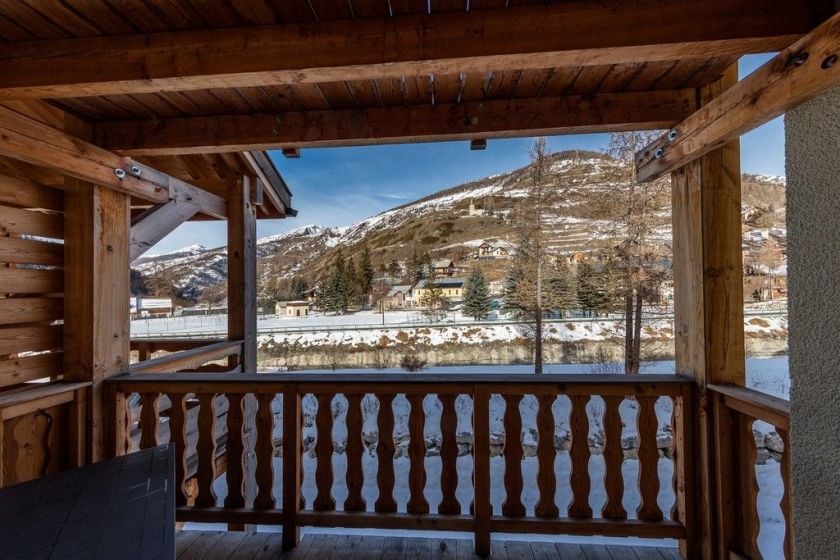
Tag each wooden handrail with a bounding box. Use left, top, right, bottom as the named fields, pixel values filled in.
left=708, top=384, right=790, bottom=429
left=130, top=339, right=224, bottom=352
left=708, top=383, right=792, bottom=559
left=129, top=340, right=243, bottom=374
left=108, top=373, right=695, bottom=555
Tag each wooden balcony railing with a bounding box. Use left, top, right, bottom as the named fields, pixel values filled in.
left=129, top=339, right=244, bottom=373
left=107, top=373, right=695, bottom=555
left=708, top=384, right=792, bottom=560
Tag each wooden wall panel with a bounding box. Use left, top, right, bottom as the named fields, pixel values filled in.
left=0, top=170, right=65, bottom=391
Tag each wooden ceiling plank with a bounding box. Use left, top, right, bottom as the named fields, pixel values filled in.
left=636, top=12, right=840, bottom=182
left=347, top=0, right=390, bottom=19
left=0, top=0, right=831, bottom=99
left=308, top=0, right=355, bottom=21
left=101, top=0, right=174, bottom=34
left=0, top=13, right=37, bottom=42
left=3, top=2, right=72, bottom=39
left=226, top=0, right=279, bottom=24
left=95, top=89, right=696, bottom=154
left=61, top=1, right=140, bottom=35
left=22, top=0, right=105, bottom=37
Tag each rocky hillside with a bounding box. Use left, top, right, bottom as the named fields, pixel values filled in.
left=132, top=150, right=786, bottom=301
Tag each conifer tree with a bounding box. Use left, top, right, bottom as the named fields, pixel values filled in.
left=463, top=266, right=492, bottom=320
left=360, top=245, right=375, bottom=302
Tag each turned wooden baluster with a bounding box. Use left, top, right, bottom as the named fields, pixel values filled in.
left=194, top=393, right=218, bottom=508
left=167, top=393, right=188, bottom=507
left=637, top=395, right=663, bottom=521
left=224, top=393, right=245, bottom=509
left=375, top=393, right=397, bottom=513
left=438, top=393, right=461, bottom=515
left=254, top=392, right=276, bottom=509
left=313, top=393, right=336, bottom=511
left=139, top=392, right=159, bottom=450
left=779, top=428, right=792, bottom=559
left=602, top=395, right=627, bottom=520
left=568, top=395, right=592, bottom=518
left=670, top=395, right=679, bottom=521
left=501, top=394, right=525, bottom=517
left=535, top=394, right=559, bottom=518
left=406, top=393, right=429, bottom=514
left=738, top=415, right=761, bottom=559
left=344, top=392, right=366, bottom=512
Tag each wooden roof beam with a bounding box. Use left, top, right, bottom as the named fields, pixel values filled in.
left=636, top=11, right=840, bottom=182
left=0, top=0, right=833, bottom=100
left=95, top=90, right=696, bottom=155
left=0, top=105, right=226, bottom=218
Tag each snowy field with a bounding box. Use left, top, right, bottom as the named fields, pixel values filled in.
left=185, top=358, right=789, bottom=558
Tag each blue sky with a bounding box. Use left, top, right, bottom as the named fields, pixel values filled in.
left=150, top=55, right=782, bottom=254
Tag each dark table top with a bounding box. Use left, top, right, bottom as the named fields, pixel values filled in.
left=0, top=445, right=175, bottom=560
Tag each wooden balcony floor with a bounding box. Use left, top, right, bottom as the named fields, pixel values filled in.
left=175, top=530, right=681, bottom=560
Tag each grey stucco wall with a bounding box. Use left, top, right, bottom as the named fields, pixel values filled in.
left=785, top=87, right=840, bottom=559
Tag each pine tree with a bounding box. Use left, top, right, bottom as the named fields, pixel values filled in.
left=360, top=245, right=375, bottom=302
left=463, top=267, right=492, bottom=320
left=408, top=247, right=424, bottom=284
left=547, top=258, right=578, bottom=317
left=290, top=276, right=308, bottom=300
left=346, top=256, right=359, bottom=306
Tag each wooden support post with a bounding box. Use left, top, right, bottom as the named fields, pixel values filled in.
left=228, top=175, right=257, bottom=372
left=282, top=386, right=302, bottom=550
left=670, top=64, right=746, bottom=559
left=473, top=385, right=491, bottom=557
left=63, top=116, right=131, bottom=462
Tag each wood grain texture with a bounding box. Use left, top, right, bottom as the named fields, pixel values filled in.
left=313, top=393, right=336, bottom=511
left=344, top=392, right=366, bottom=512
left=282, top=387, right=301, bottom=550
left=96, top=90, right=696, bottom=155
left=438, top=393, right=461, bottom=515
left=226, top=176, right=257, bottom=372
left=139, top=392, right=159, bottom=450
left=2, top=0, right=825, bottom=99
left=167, top=392, right=188, bottom=507
left=568, top=395, right=592, bottom=519
left=473, top=388, right=491, bottom=556
left=375, top=393, right=397, bottom=513
left=636, top=396, right=663, bottom=522
left=638, top=11, right=840, bottom=181
left=223, top=392, right=245, bottom=508
left=601, top=396, right=626, bottom=520
left=254, top=392, right=276, bottom=509
left=406, top=393, right=429, bottom=514
left=194, top=392, right=218, bottom=508
left=737, top=415, right=761, bottom=559
left=534, top=394, right=558, bottom=518
left=501, top=394, right=525, bottom=517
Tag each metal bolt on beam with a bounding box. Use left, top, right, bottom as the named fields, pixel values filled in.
left=114, top=168, right=126, bottom=179
left=822, top=54, right=838, bottom=69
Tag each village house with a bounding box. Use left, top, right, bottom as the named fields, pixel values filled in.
left=384, top=284, right=413, bottom=309
left=431, top=259, right=457, bottom=278
left=275, top=300, right=311, bottom=317
left=129, top=297, right=174, bottom=319
left=413, top=277, right=466, bottom=306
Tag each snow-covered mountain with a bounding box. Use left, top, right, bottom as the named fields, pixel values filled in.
left=132, top=150, right=786, bottom=301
